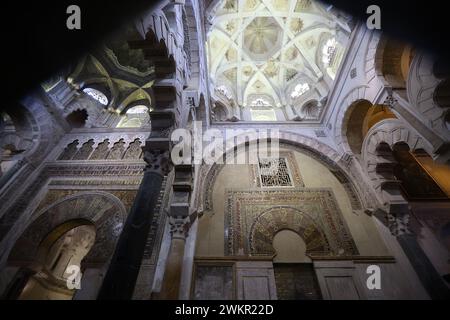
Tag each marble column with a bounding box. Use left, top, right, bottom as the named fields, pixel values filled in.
left=377, top=159, right=450, bottom=299
left=383, top=202, right=450, bottom=299
left=97, top=141, right=172, bottom=300
left=388, top=209, right=450, bottom=299
left=158, top=216, right=190, bottom=299
left=158, top=164, right=194, bottom=299
left=397, top=233, right=450, bottom=299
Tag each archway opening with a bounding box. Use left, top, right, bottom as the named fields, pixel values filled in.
left=10, top=221, right=96, bottom=300
left=194, top=138, right=362, bottom=300
left=66, top=109, right=88, bottom=128
left=362, top=105, right=397, bottom=135
left=345, top=100, right=372, bottom=155
left=392, top=143, right=449, bottom=200
left=379, top=38, right=414, bottom=91
left=212, top=101, right=229, bottom=122
left=0, top=107, right=37, bottom=177
left=345, top=101, right=396, bottom=155
left=272, top=230, right=321, bottom=300
left=273, top=229, right=310, bottom=263
left=116, top=105, right=151, bottom=128
left=300, top=100, right=320, bottom=120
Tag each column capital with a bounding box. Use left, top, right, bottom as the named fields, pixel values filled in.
left=143, top=149, right=172, bottom=176
left=168, top=216, right=191, bottom=241
left=383, top=92, right=398, bottom=108
left=387, top=207, right=412, bottom=237
left=142, top=124, right=174, bottom=176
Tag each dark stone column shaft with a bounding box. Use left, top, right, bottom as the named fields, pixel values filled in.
left=2, top=267, right=35, bottom=300
left=97, top=169, right=164, bottom=300
left=397, top=234, right=450, bottom=300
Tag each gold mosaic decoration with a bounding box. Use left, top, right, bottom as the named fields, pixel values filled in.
left=225, top=188, right=359, bottom=257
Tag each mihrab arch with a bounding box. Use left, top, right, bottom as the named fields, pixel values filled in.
left=249, top=206, right=330, bottom=256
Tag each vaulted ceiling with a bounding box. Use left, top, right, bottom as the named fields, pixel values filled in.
left=207, top=0, right=353, bottom=121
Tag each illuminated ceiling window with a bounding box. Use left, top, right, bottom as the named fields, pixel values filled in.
left=216, top=85, right=233, bottom=100
left=82, top=88, right=108, bottom=106
left=250, top=109, right=277, bottom=121
left=126, top=105, right=149, bottom=114
left=291, top=83, right=310, bottom=99
left=250, top=97, right=272, bottom=108
left=321, top=37, right=344, bottom=80
left=116, top=105, right=150, bottom=128
left=207, top=0, right=352, bottom=122
left=322, top=38, right=338, bottom=65
left=249, top=95, right=276, bottom=121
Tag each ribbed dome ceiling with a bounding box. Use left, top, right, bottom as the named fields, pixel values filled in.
left=207, top=0, right=353, bottom=121
left=244, top=17, right=282, bottom=57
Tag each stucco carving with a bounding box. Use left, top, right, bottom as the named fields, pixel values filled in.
left=8, top=191, right=129, bottom=266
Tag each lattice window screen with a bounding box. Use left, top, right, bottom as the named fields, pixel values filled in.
left=258, top=157, right=293, bottom=187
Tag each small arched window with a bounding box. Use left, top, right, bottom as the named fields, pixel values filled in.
left=322, top=38, right=338, bottom=65
left=126, top=105, right=149, bottom=114
left=82, top=88, right=108, bottom=106
left=116, top=105, right=151, bottom=128
left=291, top=83, right=310, bottom=99
left=321, top=37, right=343, bottom=80
left=249, top=97, right=277, bottom=121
